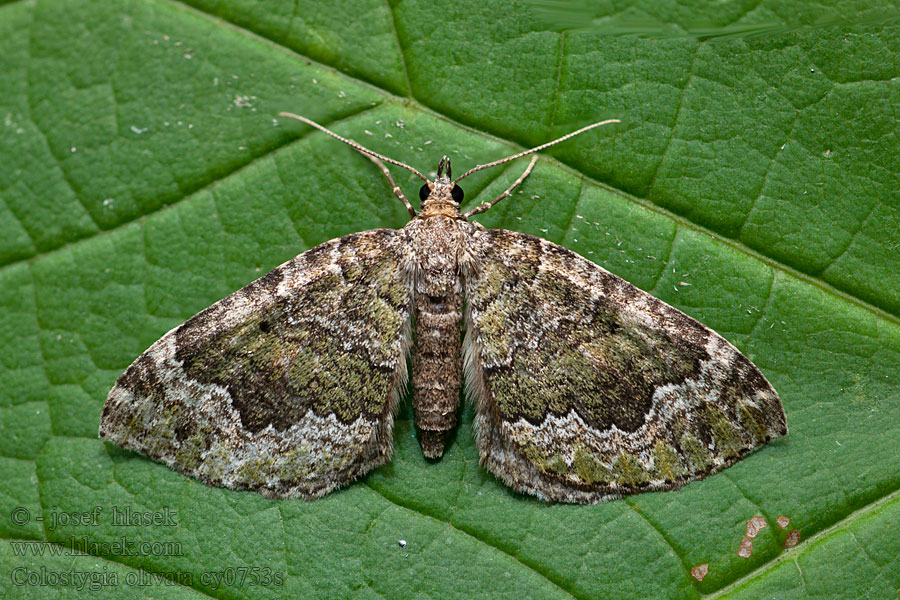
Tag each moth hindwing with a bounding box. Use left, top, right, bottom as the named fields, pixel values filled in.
left=99, top=115, right=787, bottom=503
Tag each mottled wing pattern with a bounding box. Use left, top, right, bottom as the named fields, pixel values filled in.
left=463, top=229, right=787, bottom=503
left=100, top=229, right=412, bottom=499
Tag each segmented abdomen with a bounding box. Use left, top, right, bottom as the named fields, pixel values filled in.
left=412, top=290, right=463, bottom=458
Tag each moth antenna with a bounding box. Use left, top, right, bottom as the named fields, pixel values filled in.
left=452, top=118, right=620, bottom=184
left=279, top=112, right=431, bottom=184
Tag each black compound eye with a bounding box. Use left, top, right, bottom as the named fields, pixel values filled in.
left=419, top=184, right=430, bottom=202
left=450, top=185, right=464, bottom=203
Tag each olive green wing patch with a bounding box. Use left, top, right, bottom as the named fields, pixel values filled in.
left=463, top=229, right=787, bottom=504
left=100, top=229, right=413, bottom=500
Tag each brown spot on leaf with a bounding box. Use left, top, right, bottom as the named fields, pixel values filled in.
left=737, top=537, right=753, bottom=558
left=784, top=529, right=801, bottom=548
left=691, top=563, right=709, bottom=582
left=777, top=515, right=790, bottom=529
left=746, top=516, right=767, bottom=538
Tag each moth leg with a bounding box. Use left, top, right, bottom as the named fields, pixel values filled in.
left=463, top=155, right=538, bottom=219
left=364, top=153, right=417, bottom=217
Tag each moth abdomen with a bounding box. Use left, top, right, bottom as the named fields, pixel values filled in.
left=412, top=291, right=464, bottom=458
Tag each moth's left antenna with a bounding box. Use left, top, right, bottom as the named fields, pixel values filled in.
left=279, top=113, right=430, bottom=184
left=280, top=113, right=424, bottom=217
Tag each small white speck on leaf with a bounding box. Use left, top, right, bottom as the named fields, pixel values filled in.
left=234, top=95, right=256, bottom=108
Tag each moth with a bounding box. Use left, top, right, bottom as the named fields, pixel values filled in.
left=99, top=113, right=787, bottom=503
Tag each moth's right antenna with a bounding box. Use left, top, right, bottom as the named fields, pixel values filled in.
left=452, top=118, right=620, bottom=184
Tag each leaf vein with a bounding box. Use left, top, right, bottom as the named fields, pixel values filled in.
left=362, top=482, right=579, bottom=600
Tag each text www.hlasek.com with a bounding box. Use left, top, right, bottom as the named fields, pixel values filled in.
left=10, top=537, right=183, bottom=558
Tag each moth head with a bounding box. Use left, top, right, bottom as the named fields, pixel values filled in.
left=418, top=155, right=464, bottom=209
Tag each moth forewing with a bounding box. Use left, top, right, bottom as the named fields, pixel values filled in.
left=100, top=230, right=413, bottom=499
left=462, top=229, right=786, bottom=503
left=100, top=114, right=786, bottom=503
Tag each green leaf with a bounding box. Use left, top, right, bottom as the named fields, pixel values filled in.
left=1, top=0, right=898, bottom=598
